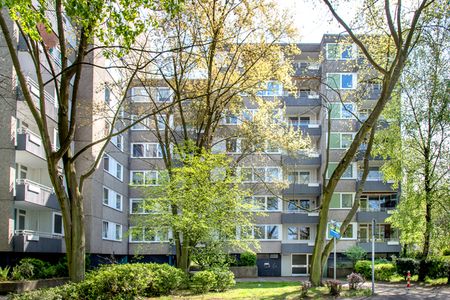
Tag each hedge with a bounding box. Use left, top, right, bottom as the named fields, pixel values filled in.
left=355, top=260, right=395, bottom=281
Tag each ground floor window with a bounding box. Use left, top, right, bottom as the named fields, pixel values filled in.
left=292, top=254, right=312, bottom=275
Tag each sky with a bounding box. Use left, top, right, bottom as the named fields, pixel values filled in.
left=278, top=0, right=359, bottom=43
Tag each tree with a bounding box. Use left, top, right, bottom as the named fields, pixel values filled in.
left=129, top=0, right=310, bottom=271
left=309, top=0, right=438, bottom=286
left=373, top=3, right=449, bottom=276
left=133, top=145, right=256, bottom=271
left=0, top=0, right=182, bottom=281
left=344, top=245, right=367, bottom=268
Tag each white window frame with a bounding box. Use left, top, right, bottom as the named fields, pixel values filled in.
left=326, top=43, right=358, bottom=60
left=326, top=222, right=357, bottom=240
left=102, top=220, right=123, bottom=241
left=131, top=87, right=150, bottom=102
left=103, top=186, right=123, bottom=211
left=130, top=170, right=160, bottom=186
left=326, top=162, right=357, bottom=179
left=287, top=225, right=311, bottom=241
left=111, top=133, right=124, bottom=152
left=252, top=224, right=282, bottom=241
left=329, top=192, right=356, bottom=209
left=52, top=212, right=64, bottom=235
left=128, top=226, right=172, bottom=243
left=329, top=103, right=357, bottom=119
left=329, top=132, right=355, bottom=149
left=326, top=73, right=358, bottom=90
left=103, top=154, right=123, bottom=181
left=240, top=167, right=282, bottom=183
left=222, top=112, right=240, bottom=125
left=130, top=143, right=163, bottom=158
left=245, top=195, right=282, bottom=212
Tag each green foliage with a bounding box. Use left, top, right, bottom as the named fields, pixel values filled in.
left=191, top=243, right=234, bottom=270
left=344, top=246, right=367, bottom=266
left=0, top=266, right=10, bottom=281
left=395, top=258, right=420, bottom=278
left=239, top=251, right=257, bottom=266
left=12, top=260, right=36, bottom=280
left=190, top=270, right=217, bottom=294
left=10, top=258, right=67, bottom=280
left=421, top=257, right=450, bottom=280
left=146, top=263, right=187, bottom=295
left=354, top=260, right=395, bottom=281
left=443, top=249, right=450, bottom=256
left=210, top=268, right=235, bottom=292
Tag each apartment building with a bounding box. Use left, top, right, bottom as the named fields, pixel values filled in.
left=0, top=25, right=400, bottom=276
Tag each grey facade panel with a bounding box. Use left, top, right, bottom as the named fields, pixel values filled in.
left=284, top=96, right=321, bottom=107
left=281, top=213, right=319, bottom=224
left=281, top=243, right=314, bottom=254
left=356, top=211, right=390, bottom=223
left=282, top=184, right=321, bottom=196
left=360, top=181, right=395, bottom=192
left=13, top=235, right=64, bottom=253
left=358, top=242, right=401, bottom=253
left=16, top=133, right=46, bottom=160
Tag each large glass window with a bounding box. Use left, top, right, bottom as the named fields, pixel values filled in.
left=326, top=73, right=357, bottom=90
left=326, top=43, right=357, bottom=60
left=130, top=170, right=159, bottom=185
left=327, top=163, right=355, bottom=179
left=330, top=103, right=356, bottom=119
left=330, top=193, right=354, bottom=209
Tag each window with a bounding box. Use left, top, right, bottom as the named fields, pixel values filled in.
left=251, top=225, right=280, bottom=240
left=265, top=141, right=280, bottom=154
left=103, top=186, right=123, bottom=211
left=244, top=195, right=281, bottom=211
left=103, top=154, right=123, bottom=181
left=153, top=87, right=172, bottom=102
left=330, top=103, right=356, bottom=119
left=129, top=227, right=170, bottom=242
left=242, top=109, right=258, bottom=122
left=130, top=170, right=159, bottom=185
left=223, top=112, right=238, bottom=125
left=366, top=167, right=383, bottom=181
left=327, top=222, right=356, bottom=240
left=226, top=138, right=240, bottom=153
left=102, top=221, right=122, bottom=241
left=360, top=194, right=397, bottom=212
left=52, top=213, right=63, bottom=235
left=53, top=128, right=60, bottom=151
left=326, top=73, right=357, bottom=90
left=111, top=134, right=123, bottom=151
left=287, top=199, right=311, bottom=211
left=288, top=171, right=311, bottom=184
left=326, top=162, right=355, bottom=179
left=257, top=81, right=283, bottom=96
left=130, top=115, right=150, bottom=130
left=330, top=193, right=354, bottom=209
left=241, top=167, right=281, bottom=183
left=157, top=114, right=173, bottom=130
left=329, top=132, right=354, bottom=149
left=131, top=143, right=163, bottom=158
left=104, top=87, right=111, bottom=104
left=131, top=87, right=150, bottom=102
left=17, top=209, right=26, bottom=230
left=326, top=43, right=357, bottom=60
left=287, top=226, right=311, bottom=240
left=358, top=223, right=399, bottom=242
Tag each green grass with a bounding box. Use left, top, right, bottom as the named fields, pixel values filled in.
left=389, top=274, right=448, bottom=286
left=150, top=282, right=371, bottom=299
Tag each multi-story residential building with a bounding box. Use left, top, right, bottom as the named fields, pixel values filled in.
left=0, top=30, right=400, bottom=275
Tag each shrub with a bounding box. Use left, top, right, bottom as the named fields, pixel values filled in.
left=374, top=263, right=395, bottom=281
left=0, top=266, right=10, bottom=281
left=300, top=281, right=311, bottom=297
left=239, top=251, right=257, bottom=266
left=395, top=258, right=419, bottom=278
left=190, top=270, right=216, bottom=294
left=345, top=246, right=367, bottom=267
left=146, top=263, right=186, bottom=295
left=354, top=260, right=395, bottom=281
left=12, top=261, right=35, bottom=280
left=423, top=257, right=450, bottom=280
left=210, top=268, right=235, bottom=292
left=443, top=249, right=450, bottom=256
left=325, top=279, right=342, bottom=296
left=347, top=272, right=364, bottom=290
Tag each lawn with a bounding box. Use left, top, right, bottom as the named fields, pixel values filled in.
left=389, top=274, right=448, bottom=286
left=151, top=282, right=371, bottom=299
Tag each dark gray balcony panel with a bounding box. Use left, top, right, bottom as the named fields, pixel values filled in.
left=16, top=133, right=46, bottom=160
left=281, top=243, right=314, bottom=254
left=356, top=211, right=390, bottom=223
left=15, top=181, right=60, bottom=210
left=359, top=181, right=394, bottom=192
left=281, top=155, right=321, bottom=166
left=13, top=235, right=64, bottom=253
left=284, top=96, right=321, bottom=107
left=281, top=213, right=319, bottom=223
left=283, top=184, right=321, bottom=196
left=358, top=241, right=401, bottom=253
left=294, top=68, right=320, bottom=77
left=292, top=126, right=322, bottom=136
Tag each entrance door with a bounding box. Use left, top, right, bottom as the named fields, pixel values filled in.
left=292, top=254, right=312, bottom=276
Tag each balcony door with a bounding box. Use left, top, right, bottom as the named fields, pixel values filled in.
left=292, top=254, right=312, bottom=276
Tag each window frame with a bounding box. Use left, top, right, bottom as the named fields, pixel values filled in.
left=326, top=73, right=357, bottom=90
left=130, top=143, right=163, bottom=158
left=326, top=43, right=357, bottom=60
left=326, top=162, right=357, bottom=179
left=102, top=220, right=123, bottom=241
left=130, top=170, right=160, bottom=186
left=103, top=154, right=123, bottom=181
left=329, top=132, right=355, bottom=149
left=329, top=192, right=355, bottom=209
left=52, top=212, right=64, bottom=235
left=103, top=186, right=123, bottom=211
left=326, top=222, right=357, bottom=240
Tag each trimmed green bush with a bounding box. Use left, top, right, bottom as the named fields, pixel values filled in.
left=9, top=263, right=186, bottom=300
left=210, top=268, right=235, bottom=291
left=239, top=251, right=257, bottom=266
left=424, top=257, right=450, bottom=280
left=395, top=258, right=419, bottom=278
left=355, top=260, right=395, bottom=281
left=190, top=270, right=216, bottom=294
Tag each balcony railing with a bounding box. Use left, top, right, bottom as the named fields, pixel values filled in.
left=24, top=76, right=56, bottom=106
left=16, top=178, right=54, bottom=193
left=15, top=229, right=63, bottom=239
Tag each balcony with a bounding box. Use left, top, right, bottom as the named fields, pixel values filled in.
left=281, top=243, right=314, bottom=254
left=282, top=183, right=321, bottom=196
left=15, top=179, right=60, bottom=210
left=357, top=210, right=392, bottom=223
left=13, top=230, right=64, bottom=253
left=281, top=212, right=319, bottom=223
left=358, top=180, right=395, bottom=192
left=16, top=76, right=58, bottom=121
left=290, top=122, right=322, bottom=136
left=283, top=92, right=321, bottom=107
left=357, top=238, right=401, bottom=253
left=293, top=62, right=321, bottom=77
left=15, top=128, right=47, bottom=167
left=281, top=153, right=321, bottom=166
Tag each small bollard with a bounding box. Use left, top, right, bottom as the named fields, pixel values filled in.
left=407, top=270, right=411, bottom=288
